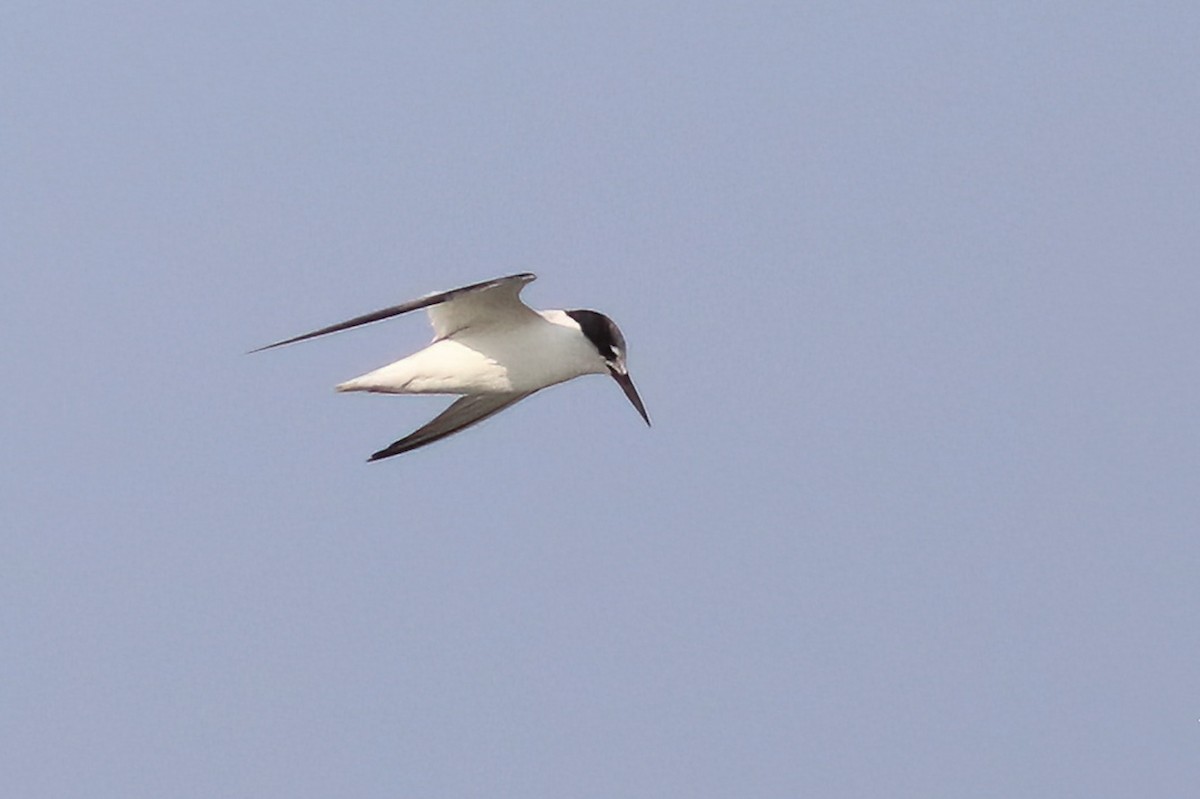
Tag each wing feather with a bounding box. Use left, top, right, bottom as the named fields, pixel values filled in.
left=249, top=273, right=536, bottom=352
left=367, top=392, right=534, bottom=461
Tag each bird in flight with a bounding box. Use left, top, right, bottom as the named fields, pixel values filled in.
left=252, top=273, right=650, bottom=461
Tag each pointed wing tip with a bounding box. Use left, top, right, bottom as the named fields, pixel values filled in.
left=368, top=441, right=415, bottom=461
left=248, top=335, right=311, bottom=353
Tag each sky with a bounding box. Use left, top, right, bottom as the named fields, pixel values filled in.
left=3, top=2, right=1199, bottom=796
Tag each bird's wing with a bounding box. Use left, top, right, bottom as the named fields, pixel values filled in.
left=424, top=273, right=539, bottom=339
left=367, top=392, right=534, bottom=461
left=250, top=273, right=538, bottom=352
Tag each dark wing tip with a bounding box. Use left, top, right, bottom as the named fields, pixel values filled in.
left=367, top=442, right=411, bottom=462
left=246, top=341, right=286, bottom=355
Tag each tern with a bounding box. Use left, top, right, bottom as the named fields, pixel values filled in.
left=252, top=273, right=650, bottom=460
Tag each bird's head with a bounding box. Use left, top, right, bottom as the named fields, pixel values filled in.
left=565, top=309, right=650, bottom=426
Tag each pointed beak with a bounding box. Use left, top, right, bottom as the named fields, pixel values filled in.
left=608, top=364, right=651, bottom=426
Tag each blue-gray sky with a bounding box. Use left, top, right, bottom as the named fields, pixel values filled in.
left=4, top=3, right=1199, bottom=796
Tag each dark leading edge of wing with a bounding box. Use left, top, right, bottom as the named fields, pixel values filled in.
left=367, top=392, right=534, bottom=461
left=249, top=272, right=536, bottom=353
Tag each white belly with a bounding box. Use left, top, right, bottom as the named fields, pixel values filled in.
left=335, top=320, right=604, bottom=395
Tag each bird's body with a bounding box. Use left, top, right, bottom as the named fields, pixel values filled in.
left=335, top=310, right=606, bottom=395
left=252, top=273, right=648, bottom=460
